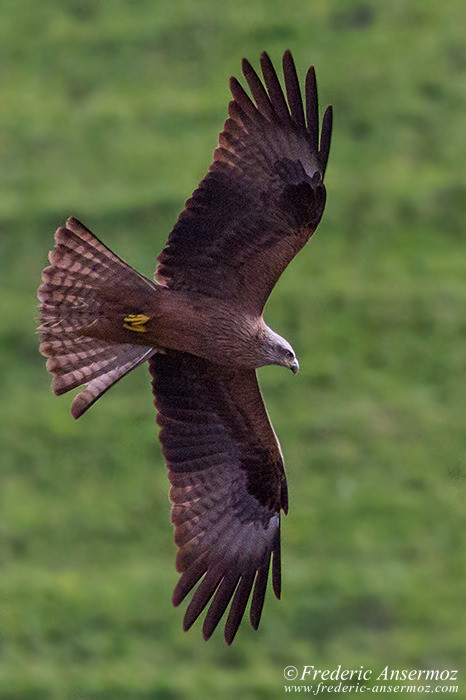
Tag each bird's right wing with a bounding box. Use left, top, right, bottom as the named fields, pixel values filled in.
left=149, top=351, right=288, bottom=644
left=155, top=50, right=332, bottom=315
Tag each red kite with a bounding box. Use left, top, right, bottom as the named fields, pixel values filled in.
left=38, top=51, right=332, bottom=644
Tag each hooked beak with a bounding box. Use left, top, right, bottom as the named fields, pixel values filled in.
left=288, top=358, right=300, bottom=374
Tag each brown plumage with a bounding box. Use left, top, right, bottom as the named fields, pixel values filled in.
left=37, top=51, right=332, bottom=644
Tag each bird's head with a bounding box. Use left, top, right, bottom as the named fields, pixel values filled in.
left=263, top=327, right=299, bottom=374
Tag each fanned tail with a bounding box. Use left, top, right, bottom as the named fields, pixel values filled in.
left=37, top=217, right=156, bottom=418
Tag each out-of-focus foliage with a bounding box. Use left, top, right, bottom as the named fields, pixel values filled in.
left=1, top=1, right=465, bottom=698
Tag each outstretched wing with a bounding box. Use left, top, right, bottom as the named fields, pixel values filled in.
left=149, top=351, right=288, bottom=644
left=156, top=50, right=332, bottom=315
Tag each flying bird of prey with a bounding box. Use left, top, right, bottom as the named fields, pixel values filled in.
left=38, top=51, right=332, bottom=644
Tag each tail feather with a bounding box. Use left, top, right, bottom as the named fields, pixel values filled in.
left=46, top=343, right=122, bottom=375
left=49, top=345, right=137, bottom=395
left=38, top=217, right=156, bottom=418
left=51, top=218, right=154, bottom=288
left=70, top=347, right=154, bottom=419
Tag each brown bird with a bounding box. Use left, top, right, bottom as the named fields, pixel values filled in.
left=37, top=50, right=332, bottom=644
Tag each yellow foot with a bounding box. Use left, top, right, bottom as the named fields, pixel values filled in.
left=123, top=314, right=150, bottom=333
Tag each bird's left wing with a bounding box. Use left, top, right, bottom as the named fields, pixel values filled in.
left=155, top=50, right=332, bottom=315
left=149, top=351, right=288, bottom=644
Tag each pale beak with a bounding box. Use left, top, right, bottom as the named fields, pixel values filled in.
left=289, top=358, right=300, bottom=374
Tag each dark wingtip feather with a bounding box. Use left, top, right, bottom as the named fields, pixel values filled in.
left=260, top=51, right=291, bottom=123
left=182, top=567, right=223, bottom=631
left=250, top=558, right=271, bottom=630
left=272, top=530, right=281, bottom=599
left=229, top=76, right=257, bottom=118
left=227, top=99, right=252, bottom=129
left=172, top=555, right=208, bottom=607
left=241, top=56, right=251, bottom=73
left=281, top=476, right=289, bottom=515
left=319, top=105, right=333, bottom=175
left=305, top=66, right=319, bottom=150
left=282, top=50, right=306, bottom=129
left=202, top=572, right=240, bottom=641
left=241, top=56, right=275, bottom=121
left=224, top=571, right=255, bottom=645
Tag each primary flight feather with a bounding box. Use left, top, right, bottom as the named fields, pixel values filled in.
left=37, top=50, right=332, bottom=644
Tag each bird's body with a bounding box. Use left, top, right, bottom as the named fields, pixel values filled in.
left=37, top=51, right=332, bottom=644
left=81, top=283, right=287, bottom=370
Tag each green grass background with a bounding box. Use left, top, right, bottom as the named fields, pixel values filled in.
left=1, top=0, right=465, bottom=697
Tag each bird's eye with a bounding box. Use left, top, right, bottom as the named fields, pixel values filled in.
left=285, top=349, right=293, bottom=359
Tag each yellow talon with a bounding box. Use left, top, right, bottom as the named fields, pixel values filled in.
left=123, top=314, right=150, bottom=333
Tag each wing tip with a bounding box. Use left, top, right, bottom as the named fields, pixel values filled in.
left=250, top=618, right=260, bottom=631
left=320, top=104, right=333, bottom=174
left=259, top=50, right=275, bottom=76
left=282, top=48, right=294, bottom=65
left=241, top=56, right=253, bottom=74
left=250, top=566, right=268, bottom=629
left=202, top=627, right=213, bottom=642
left=172, top=589, right=183, bottom=608
left=224, top=630, right=235, bottom=646
left=182, top=613, right=194, bottom=632
left=229, top=75, right=240, bottom=91
left=272, top=530, right=282, bottom=599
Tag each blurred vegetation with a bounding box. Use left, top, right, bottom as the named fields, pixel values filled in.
left=1, top=0, right=465, bottom=698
